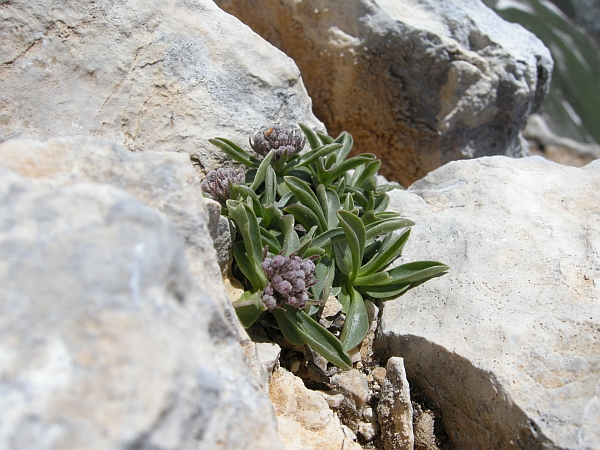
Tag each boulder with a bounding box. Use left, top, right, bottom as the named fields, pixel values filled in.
left=0, top=170, right=282, bottom=449
left=0, top=0, right=323, bottom=173
left=378, top=156, right=600, bottom=448
left=215, top=0, right=553, bottom=185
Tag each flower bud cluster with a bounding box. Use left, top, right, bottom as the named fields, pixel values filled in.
left=200, top=167, right=245, bottom=204
left=261, top=249, right=318, bottom=310
left=250, top=125, right=306, bottom=160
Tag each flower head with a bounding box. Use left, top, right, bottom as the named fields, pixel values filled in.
left=261, top=248, right=319, bottom=310
left=250, top=125, right=306, bottom=160
left=200, top=167, right=245, bottom=204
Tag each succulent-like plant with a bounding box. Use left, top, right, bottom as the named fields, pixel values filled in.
left=205, top=124, right=449, bottom=369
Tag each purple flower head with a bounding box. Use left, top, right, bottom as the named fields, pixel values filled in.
left=250, top=125, right=306, bottom=161
left=260, top=247, right=319, bottom=310
left=200, top=167, right=245, bottom=204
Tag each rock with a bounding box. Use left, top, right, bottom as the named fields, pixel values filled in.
left=0, top=0, right=323, bottom=174
left=0, top=170, right=281, bottom=449
left=0, top=137, right=233, bottom=318
left=205, top=197, right=233, bottom=273
left=525, top=114, right=600, bottom=167
left=255, top=342, right=282, bottom=379
left=269, top=367, right=362, bottom=450
left=413, top=407, right=439, bottom=450
left=214, top=0, right=552, bottom=185
left=377, top=357, right=414, bottom=450
left=379, top=156, right=600, bottom=448
left=329, top=369, right=371, bottom=433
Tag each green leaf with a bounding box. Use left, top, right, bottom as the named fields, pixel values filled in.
left=317, top=184, right=341, bottom=229
left=232, top=290, right=267, bottom=328
left=260, top=226, right=282, bottom=254
left=352, top=271, right=393, bottom=287
left=312, top=256, right=335, bottom=303
left=233, top=241, right=263, bottom=291
left=352, top=159, right=381, bottom=188
left=374, top=193, right=390, bottom=213
left=284, top=176, right=327, bottom=231
left=281, top=214, right=300, bottom=256
left=386, top=261, right=450, bottom=284
left=340, top=286, right=369, bottom=351
left=338, top=288, right=351, bottom=313
left=303, top=247, right=326, bottom=258
left=337, top=210, right=366, bottom=282
left=280, top=306, right=352, bottom=369
left=284, top=203, right=321, bottom=234
left=250, top=150, right=274, bottom=191
left=357, top=283, right=412, bottom=300
left=296, top=225, right=318, bottom=256
left=365, top=218, right=414, bottom=240
left=272, top=308, right=307, bottom=346
left=311, top=227, right=345, bottom=249
left=322, top=154, right=377, bottom=185
left=209, top=138, right=261, bottom=167
left=227, top=200, right=267, bottom=287
left=316, top=131, right=335, bottom=144
left=358, top=229, right=411, bottom=276
left=335, top=132, right=354, bottom=164
left=296, top=143, right=343, bottom=168
left=298, top=123, right=322, bottom=150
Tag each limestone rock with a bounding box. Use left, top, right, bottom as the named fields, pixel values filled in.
left=269, top=367, right=362, bottom=450
left=214, top=0, right=552, bottom=185
left=0, top=137, right=232, bottom=316
left=0, top=171, right=281, bottom=449
left=379, top=156, right=600, bottom=448
left=377, top=357, right=414, bottom=450
left=0, top=0, right=323, bottom=173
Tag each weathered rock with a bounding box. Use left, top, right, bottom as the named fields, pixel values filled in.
left=379, top=156, right=600, bottom=448
left=0, top=137, right=233, bottom=315
left=269, top=367, right=362, bottom=450
left=0, top=0, right=323, bottom=174
left=205, top=197, right=233, bottom=273
left=0, top=170, right=281, bottom=449
left=525, top=114, right=600, bottom=167
left=377, top=357, right=414, bottom=450
left=215, top=0, right=552, bottom=185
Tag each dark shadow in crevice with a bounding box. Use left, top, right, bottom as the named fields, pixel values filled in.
left=375, top=333, right=555, bottom=450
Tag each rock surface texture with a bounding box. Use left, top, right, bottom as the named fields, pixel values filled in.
left=379, top=156, right=600, bottom=449
left=269, top=367, right=362, bottom=450
left=0, top=0, right=322, bottom=174
left=0, top=169, right=282, bottom=449
left=215, top=0, right=553, bottom=185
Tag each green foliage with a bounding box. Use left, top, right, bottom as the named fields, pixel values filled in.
left=205, top=125, right=449, bottom=369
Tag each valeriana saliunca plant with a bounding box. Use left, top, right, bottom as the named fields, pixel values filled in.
left=204, top=124, right=449, bottom=370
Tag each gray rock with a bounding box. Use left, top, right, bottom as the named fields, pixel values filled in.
left=377, top=357, right=414, bottom=450
left=0, top=171, right=281, bottom=449
left=0, top=137, right=233, bottom=316
left=0, top=0, right=323, bottom=173
left=379, top=156, right=600, bottom=449
left=214, top=0, right=552, bottom=185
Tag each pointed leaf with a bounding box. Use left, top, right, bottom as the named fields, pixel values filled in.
left=296, top=143, right=343, bottom=168
left=210, top=138, right=261, bottom=167
left=340, top=287, right=369, bottom=351
left=365, top=218, right=414, bottom=239
left=281, top=214, right=300, bottom=256
left=250, top=150, right=274, bottom=191
left=357, top=283, right=412, bottom=300
left=358, top=229, right=411, bottom=276
left=232, top=242, right=262, bottom=291
left=317, top=184, right=341, bottom=229
left=335, top=132, right=354, bottom=164
left=386, top=261, right=450, bottom=284
left=284, top=203, right=321, bottom=234
left=284, top=176, right=327, bottom=231
left=282, top=306, right=352, bottom=369
left=337, top=210, right=366, bottom=281
left=311, top=227, right=345, bottom=249
left=232, top=290, right=267, bottom=328
left=298, top=123, right=321, bottom=150
left=316, top=131, right=335, bottom=144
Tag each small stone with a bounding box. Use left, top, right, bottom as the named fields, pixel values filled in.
left=290, top=357, right=301, bottom=374
left=371, top=366, right=387, bottom=384
left=356, top=361, right=364, bottom=369
left=366, top=374, right=374, bottom=383
left=322, top=295, right=343, bottom=317
left=358, top=420, right=378, bottom=441
left=331, top=369, right=370, bottom=412
left=255, top=342, right=281, bottom=378
left=377, top=357, right=414, bottom=450
left=316, top=391, right=345, bottom=409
